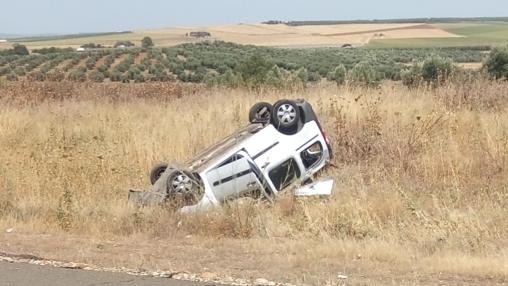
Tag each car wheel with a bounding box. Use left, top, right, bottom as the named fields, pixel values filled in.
left=271, top=99, right=300, bottom=134
left=166, top=169, right=202, bottom=206
left=150, top=163, right=168, bottom=185
left=249, top=102, right=272, bottom=123
left=166, top=170, right=198, bottom=194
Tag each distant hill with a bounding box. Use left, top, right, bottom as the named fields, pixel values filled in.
left=9, top=31, right=132, bottom=43
left=263, top=17, right=508, bottom=26
left=0, top=33, right=22, bottom=39
left=1, top=17, right=507, bottom=50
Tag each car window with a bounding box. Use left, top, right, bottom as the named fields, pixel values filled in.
left=300, top=141, right=323, bottom=169
left=269, top=158, right=301, bottom=191
left=217, top=153, right=243, bottom=168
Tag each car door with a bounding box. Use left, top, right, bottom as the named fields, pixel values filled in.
left=205, top=150, right=265, bottom=202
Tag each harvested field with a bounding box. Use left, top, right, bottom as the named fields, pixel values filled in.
left=6, top=23, right=462, bottom=49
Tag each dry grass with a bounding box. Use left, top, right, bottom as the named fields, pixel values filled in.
left=0, top=80, right=507, bottom=285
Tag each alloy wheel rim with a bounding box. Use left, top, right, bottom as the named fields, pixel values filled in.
left=277, top=104, right=296, bottom=124
left=172, top=173, right=193, bottom=193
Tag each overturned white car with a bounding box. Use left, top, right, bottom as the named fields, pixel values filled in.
left=129, top=99, right=333, bottom=212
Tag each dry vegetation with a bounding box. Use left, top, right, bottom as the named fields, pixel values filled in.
left=0, top=79, right=507, bottom=285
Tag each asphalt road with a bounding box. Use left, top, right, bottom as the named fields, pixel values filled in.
left=0, top=261, right=220, bottom=286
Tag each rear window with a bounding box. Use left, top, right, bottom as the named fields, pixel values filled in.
left=268, top=158, right=301, bottom=191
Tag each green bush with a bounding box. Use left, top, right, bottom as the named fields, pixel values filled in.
left=133, top=73, right=145, bottom=83
left=308, top=71, right=321, bottom=82
left=85, top=58, right=96, bottom=70
left=484, top=45, right=508, bottom=80
left=68, top=70, right=86, bottom=82
left=401, top=64, right=423, bottom=88
left=296, top=67, right=309, bottom=84
left=265, top=66, right=283, bottom=87
left=12, top=44, right=29, bottom=56
left=6, top=72, right=18, bottom=81
left=331, top=65, right=347, bottom=85
left=27, top=71, right=45, bottom=81
left=421, top=56, right=454, bottom=85
left=218, top=69, right=242, bottom=87
left=88, top=71, right=105, bottom=82
left=348, top=61, right=379, bottom=87
left=142, top=37, right=154, bottom=49
left=237, top=54, right=273, bottom=88
left=13, top=66, right=26, bottom=76
left=109, top=70, right=123, bottom=82
left=46, top=69, right=65, bottom=81
left=32, top=47, right=74, bottom=54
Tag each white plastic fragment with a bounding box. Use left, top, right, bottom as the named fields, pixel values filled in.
left=337, top=274, right=348, bottom=279
left=294, top=178, right=334, bottom=197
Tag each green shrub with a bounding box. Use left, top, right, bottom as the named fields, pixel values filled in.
left=331, top=64, right=347, bottom=86
left=109, top=70, right=123, bottom=82
left=296, top=67, right=309, bottom=84
left=6, top=72, right=18, bottom=81
left=142, top=37, right=154, bottom=49
left=27, top=71, right=45, bottom=81
left=237, top=54, right=273, bottom=88
left=421, top=56, right=454, bottom=85
left=97, top=64, right=109, bottom=73
left=13, top=66, right=26, bottom=76
left=308, top=71, right=321, bottom=82
left=88, top=71, right=105, bottom=82
left=12, top=44, right=29, bottom=56
left=484, top=45, right=508, bottom=80
left=68, top=70, right=86, bottom=82
left=127, top=66, right=141, bottom=80
left=401, top=64, right=423, bottom=88
left=46, top=69, right=65, bottom=81
left=85, top=58, right=96, bottom=70
left=218, top=69, right=242, bottom=87
left=265, top=66, right=283, bottom=87
left=32, top=47, right=74, bottom=54
left=133, top=73, right=145, bottom=83
left=0, top=66, right=12, bottom=76
left=348, top=61, right=379, bottom=87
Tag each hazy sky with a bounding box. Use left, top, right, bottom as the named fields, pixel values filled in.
left=1, top=0, right=507, bottom=34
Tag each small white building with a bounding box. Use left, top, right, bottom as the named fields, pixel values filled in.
left=0, top=39, right=7, bottom=43
left=76, top=47, right=85, bottom=52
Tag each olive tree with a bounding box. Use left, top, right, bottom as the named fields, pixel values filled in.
left=141, top=37, right=154, bottom=49
left=484, top=45, right=508, bottom=80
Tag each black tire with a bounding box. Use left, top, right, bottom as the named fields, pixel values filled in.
left=271, top=99, right=300, bottom=134
left=150, top=163, right=168, bottom=185
left=249, top=102, right=273, bottom=123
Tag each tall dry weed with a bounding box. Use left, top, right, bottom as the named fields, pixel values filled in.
left=0, top=80, right=507, bottom=281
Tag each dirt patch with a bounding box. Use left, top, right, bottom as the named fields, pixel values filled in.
left=457, top=62, right=483, bottom=70
left=111, top=53, right=130, bottom=69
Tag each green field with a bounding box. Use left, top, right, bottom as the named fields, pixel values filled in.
left=368, top=22, right=508, bottom=48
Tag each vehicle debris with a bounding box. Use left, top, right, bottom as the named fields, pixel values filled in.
left=293, top=178, right=333, bottom=197
left=129, top=99, right=333, bottom=211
